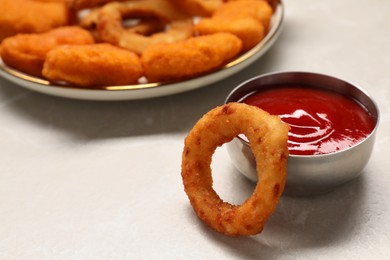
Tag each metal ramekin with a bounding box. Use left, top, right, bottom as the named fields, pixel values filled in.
left=225, top=71, right=380, bottom=196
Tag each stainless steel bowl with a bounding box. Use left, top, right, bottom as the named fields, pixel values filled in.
left=225, top=71, right=380, bottom=196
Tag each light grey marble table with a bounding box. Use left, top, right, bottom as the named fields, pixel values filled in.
left=1, top=0, right=389, bottom=259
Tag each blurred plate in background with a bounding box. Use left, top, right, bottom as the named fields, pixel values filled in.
left=0, top=3, right=284, bottom=101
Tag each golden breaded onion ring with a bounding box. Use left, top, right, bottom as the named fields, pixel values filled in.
left=195, top=0, right=273, bottom=51
left=0, top=26, right=94, bottom=77
left=67, top=0, right=123, bottom=10
left=0, top=0, right=72, bottom=42
left=42, top=43, right=143, bottom=87
left=141, top=32, right=242, bottom=82
left=96, top=0, right=194, bottom=54
left=80, top=8, right=165, bottom=36
left=181, top=103, right=289, bottom=236
left=80, top=8, right=166, bottom=42
left=228, top=0, right=281, bottom=11
left=169, top=0, right=224, bottom=17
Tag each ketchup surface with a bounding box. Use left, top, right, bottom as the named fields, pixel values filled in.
left=241, top=86, right=375, bottom=155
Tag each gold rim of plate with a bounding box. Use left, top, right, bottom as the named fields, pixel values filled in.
left=0, top=2, right=284, bottom=93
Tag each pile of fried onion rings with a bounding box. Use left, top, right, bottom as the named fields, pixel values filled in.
left=0, top=0, right=278, bottom=87
left=181, top=102, right=289, bottom=236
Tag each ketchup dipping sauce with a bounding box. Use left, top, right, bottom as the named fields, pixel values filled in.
left=241, top=86, right=375, bottom=156
left=225, top=72, right=379, bottom=196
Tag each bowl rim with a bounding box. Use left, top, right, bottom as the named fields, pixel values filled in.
left=224, top=71, right=380, bottom=158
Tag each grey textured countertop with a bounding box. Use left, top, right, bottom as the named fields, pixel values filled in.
left=1, top=0, right=389, bottom=259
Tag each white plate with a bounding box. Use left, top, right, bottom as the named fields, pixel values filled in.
left=0, top=4, right=284, bottom=101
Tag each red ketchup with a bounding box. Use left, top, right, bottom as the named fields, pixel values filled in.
left=241, top=86, right=375, bottom=156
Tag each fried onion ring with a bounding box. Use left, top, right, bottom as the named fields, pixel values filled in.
left=218, top=0, right=273, bottom=29
left=228, top=0, right=280, bottom=11
left=42, top=43, right=143, bottom=87
left=96, top=0, right=194, bottom=54
left=0, top=0, right=72, bottom=42
left=195, top=0, right=272, bottom=51
left=0, top=26, right=94, bottom=77
left=67, top=0, right=124, bottom=10
left=141, top=32, right=242, bottom=82
left=181, top=103, right=289, bottom=236
left=80, top=8, right=165, bottom=41
left=169, top=0, right=224, bottom=17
